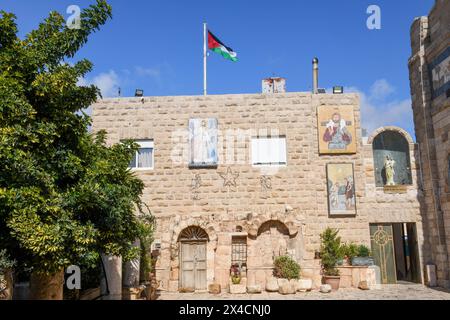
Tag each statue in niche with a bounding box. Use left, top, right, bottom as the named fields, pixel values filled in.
left=384, top=155, right=396, bottom=186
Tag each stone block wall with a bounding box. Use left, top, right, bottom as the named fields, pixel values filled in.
left=92, top=91, right=423, bottom=291
left=408, top=0, right=450, bottom=287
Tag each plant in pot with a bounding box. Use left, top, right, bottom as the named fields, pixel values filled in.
left=351, top=245, right=374, bottom=266
left=230, top=264, right=241, bottom=284
left=0, top=249, right=16, bottom=300
left=273, top=255, right=300, bottom=280
left=340, top=242, right=359, bottom=266
left=320, top=228, right=343, bottom=290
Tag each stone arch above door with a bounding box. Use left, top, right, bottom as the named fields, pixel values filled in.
left=178, top=226, right=209, bottom=242
left=170, top=218, right=218, bottom=260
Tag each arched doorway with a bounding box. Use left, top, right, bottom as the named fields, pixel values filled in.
left=178, top=226, right=209, bottom=290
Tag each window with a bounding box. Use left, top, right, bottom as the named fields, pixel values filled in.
left=251, top=136, right=287, bottom=165
left=231, top=236, right=247, bottom=267
left=129, top=140, right=154, bottom=169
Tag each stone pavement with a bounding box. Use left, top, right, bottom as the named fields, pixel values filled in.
left=158, top=283, right=450, bottom=300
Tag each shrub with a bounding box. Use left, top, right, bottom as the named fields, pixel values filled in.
left=273, top=255, right=300, bottom=280
left=320, top=228, right=343, bottom=276
left=357, top=245, right=371, bottom=257
left=340, top=242, right=359, bottom=261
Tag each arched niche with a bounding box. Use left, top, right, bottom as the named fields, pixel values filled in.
left=370, top=128, right=413, bottom=187
left=252, top=220, right=297, bottom=266
left=257, top=220, right=291, bottom=238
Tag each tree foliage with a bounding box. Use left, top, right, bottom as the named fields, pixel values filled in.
left=0, top=1, right=154, bottom=275
left=319, top=228, right=343, bottom=276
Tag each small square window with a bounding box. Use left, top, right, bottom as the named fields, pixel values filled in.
left=128, top=140, right=154, bottom=170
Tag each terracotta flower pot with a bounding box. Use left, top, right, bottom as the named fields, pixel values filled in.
left=323, top=276, right=340, bottom=290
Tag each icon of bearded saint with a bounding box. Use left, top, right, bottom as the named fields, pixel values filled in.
left=323, top=112, right=352, bottom=150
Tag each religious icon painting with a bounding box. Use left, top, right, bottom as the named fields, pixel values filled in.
left=188, top=118, right=218, bottom=167
left=326, top=163, right=357, bottom=216
left=318, top=105, right=357, bottom=154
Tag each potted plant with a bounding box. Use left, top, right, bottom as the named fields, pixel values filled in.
left=340, top=242, right=359, bottom=266
left=230, top=264, right=241, bottom=284
left=0, top=249, right=16, bottom=300
left=273, top=255, right=300, bottom=280
left=351, top=245, right=374, bottom=266
left=320, top=228, right=343, bottom=290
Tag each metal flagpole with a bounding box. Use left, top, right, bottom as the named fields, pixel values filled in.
left=203, top=22, right=207, bottom=96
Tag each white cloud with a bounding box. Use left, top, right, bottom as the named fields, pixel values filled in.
left=135, top=66, right=161, bottom=79
left=91, top=70, right=120, bottom=98
left=369, top=79, right=395, bottom=100
left=78, top=70, right=120, bottom=98
left=346, top=79, right=414, bottom=138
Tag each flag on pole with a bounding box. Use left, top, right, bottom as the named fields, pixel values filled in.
left=207, top=30, right=238, bottom=62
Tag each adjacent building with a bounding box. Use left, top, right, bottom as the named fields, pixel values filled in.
left=409, top=0, right=450, bottom=288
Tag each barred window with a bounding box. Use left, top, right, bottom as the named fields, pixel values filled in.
left=231, top=236, right=247, bottom=266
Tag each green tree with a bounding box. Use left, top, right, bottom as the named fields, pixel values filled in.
left=0, top=1, right=154, bottom=297
left=319, top=228, right=343, bottom=276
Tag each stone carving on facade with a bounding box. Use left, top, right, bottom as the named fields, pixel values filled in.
left=260, top=175, right=272, bottom=191
left=219, top=167, right=239, bottom=188
left=191, top=173, right=202, bottom=200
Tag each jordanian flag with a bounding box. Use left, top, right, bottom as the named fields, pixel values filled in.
left=208, top=30, right=238, bottom=62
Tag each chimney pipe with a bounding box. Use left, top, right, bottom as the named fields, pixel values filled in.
left=312, top=57, right=319, bottom=94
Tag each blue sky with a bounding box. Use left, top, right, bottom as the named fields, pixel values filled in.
left=1, top=0, right=435, bottom=138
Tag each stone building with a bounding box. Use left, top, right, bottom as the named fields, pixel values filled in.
left=92, top=77, right=425, bottom=292
left=408, top=0, right=450, bottom=288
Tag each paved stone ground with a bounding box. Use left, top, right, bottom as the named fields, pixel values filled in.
left=158, top=283, right=450, bottom=300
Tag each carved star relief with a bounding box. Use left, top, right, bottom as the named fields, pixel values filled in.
left=219, top=167, right=239, bottom=188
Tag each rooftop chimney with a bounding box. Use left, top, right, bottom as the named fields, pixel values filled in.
left=262, top=77, right=286, bottom=94
left=312, top=57, right=319, bottom=94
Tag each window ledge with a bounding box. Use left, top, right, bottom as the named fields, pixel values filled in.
left=130, top=168, right=154, bottom=172
left=252, top=164, right=287, bottom=168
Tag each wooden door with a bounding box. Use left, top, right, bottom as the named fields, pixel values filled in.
left=370, top=224, right=397, bottom=284
left=180, top=242, right=207, bottom=290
